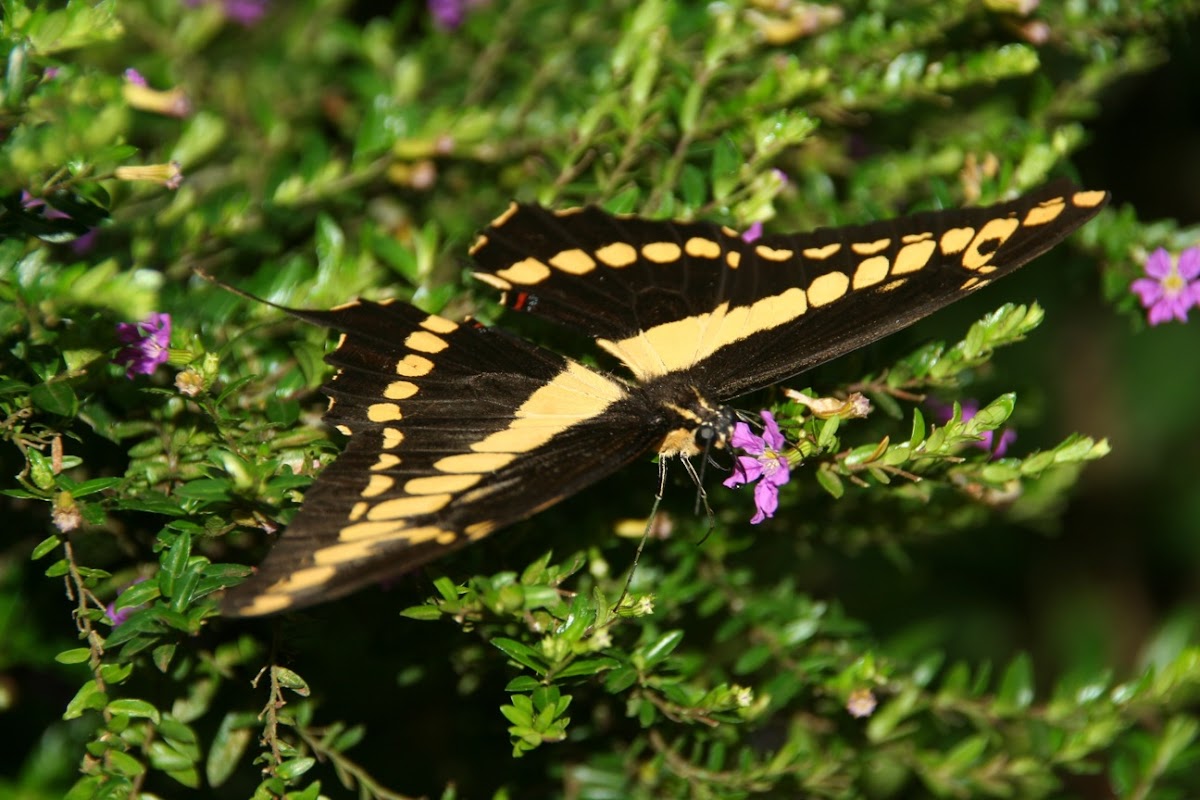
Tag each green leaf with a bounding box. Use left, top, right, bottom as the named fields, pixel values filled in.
left=815, top=467, right=844, bottom=499
left=30, top=380, right=78, bottom=417
left=148, top=740, right=194, bottom=772
left=995, top=652, right=1034, bottom=714
left=273, top=666, right=310, bottom=696
left=160, top=530, right=192, bottom=597
left=31, top=534, right=62, bottom=560
left=400, top=604, right=442, bottom=620
left=555, top=657, right=619, bottom=680
left=604, top=666, right=638, bottom=693
left=276, top=757, right=317, bottom=781
left=63, top=679, right=107, bottom=720
left=106, top=749, right=145, bottom=777
left=492, top=638, right=549, bottom=675
left=106, top=698, right=161, bottom=723
left=55, top=647, right=92, bottom=665
left=640, top=630, right=684, bottom=667
left=506, top=676, right=541, bottom=692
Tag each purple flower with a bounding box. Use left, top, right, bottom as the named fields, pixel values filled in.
left=20, top=190, right=71, bottom=221
left=114, top=313, right=171, bottom=378
left=123, top=68, right=148, bottom=87
left=222, top=0, right=268, bottom=25
left=429, top=0, right=489, bottom=29
left=183, top=0, right=267, bottom=25
left=106, top=579, right=148, bottom=627
left=429, top=0, right=466, bottom=28
left=723, top=410, right=791, bottom=524
left=741, top=221, right=764, bottom=243
left=930, top=400, right=1016, bottom=459
left=1131, top=247, right=1200, bottom=326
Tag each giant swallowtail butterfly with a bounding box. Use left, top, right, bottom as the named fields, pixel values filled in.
left=222, top=180, right=1108, bottom=616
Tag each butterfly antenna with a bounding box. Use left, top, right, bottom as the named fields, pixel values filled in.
left=614, top=458, right=668, bottom=611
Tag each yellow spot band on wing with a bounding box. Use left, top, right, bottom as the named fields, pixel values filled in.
left=404, top=473, right=483, bottom=495
left=361, top=474, right=394, bottom=498
left=1072, top=190, right=1107, bottom=208
left=368, top=403, right=403, bottom=422
left=372, top=453, right=400, bottom=471
left=807, top=271, right=850, bottom=307
left=468, top=362, right=627, bottom=453
left=685, top=237, right=721, bottom=258
left=405, top=331, right=448, bottom=353
left=891, top=239, right=937, bottom=275
left=435, top=452, right=516, bottom=473
left=489, top=202, right=519, bottom=228
left=1023, top=199, right=1065, bottom=226
left=963, top=217, right=1020, bottom=270
left=595, top=242, right=638, bottom=267
left=853, top=256, right=890, bottom=289
left=756, top=245, right=794, bottom=262
left=382, top=428, right=404, bottom=449
left=420, top=315, right=459, bottom=334
left=550, top=249, right=596, bottom=274
left=851, top=238, right=890, bottom=255
left=642, top=242, right=682, bottom=263
left=803, top=243, right=841, bottom=260
left=336, top=522, right=452, bottom=545
left=597, top=287, right=807, bottom=380
left=396, top=354, right=434, bottom=376
left=384, top=381, right=418, bottom=400
left=368, top=494, right=453, bottom=521
left=497, top=257, right=551, bottom=284
left=466, top=521, right=498, bottom=540
left=940, top=227, right=975, bottom=255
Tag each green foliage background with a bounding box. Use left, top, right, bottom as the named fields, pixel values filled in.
left=3, top=1, right=1200, bottom=798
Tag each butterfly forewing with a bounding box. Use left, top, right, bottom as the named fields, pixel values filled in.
left=471, top=181, right=1108, bottom=397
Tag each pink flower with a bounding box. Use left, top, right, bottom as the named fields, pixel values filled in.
left=114, top=313, right=171, bottom=378
left=723, top=411, right=791, bottom=524
left=929, top=400, right=1016, bottom=459
left=1131, top=247, right=1200, bottom=326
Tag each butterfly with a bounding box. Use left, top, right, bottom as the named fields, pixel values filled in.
left=221, top=180, right=1108, bottom=616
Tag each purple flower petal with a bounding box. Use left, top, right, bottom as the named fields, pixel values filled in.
left=1131, top=277, right=1163, bottom=306
left=724, top=409, right=792, bottom=523
left=724, top=455, right=764, bottom=487
left=750, top=479, right=779, bottom=523
left=1179, top=247, right=1200, bottom=281
left=114, top=313, right=172, bottom=378
left=742, top=221, right=763, bottom=243
left=1144, top=248, right=1172, bottom=280
left=223, top=0, right=267, bottom=25
left=760, top=410, right=785, bottom=450
left=729, top=421, right=763, bottom=453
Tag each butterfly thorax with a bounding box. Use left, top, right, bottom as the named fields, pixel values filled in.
left=642, top=377, right=734, bottom=458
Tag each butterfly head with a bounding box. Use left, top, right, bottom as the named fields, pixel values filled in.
left=654, top=390, right=735, bottom=458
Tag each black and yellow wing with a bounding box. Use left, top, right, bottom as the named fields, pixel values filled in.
left=471, top=181, right=1108, bottom=399
left=223, top=181, right=1107, bottom=616
left=221, top=299, right=662, bottom=616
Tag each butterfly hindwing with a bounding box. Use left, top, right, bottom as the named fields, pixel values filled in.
left=221, top=299, right=661, bottom=616
left=470, top=181, right=1108, bottom=398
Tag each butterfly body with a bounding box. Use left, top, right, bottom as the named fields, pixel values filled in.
left=221, top=181, right=1108, bottom=617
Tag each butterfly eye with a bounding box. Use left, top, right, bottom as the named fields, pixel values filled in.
left=695, top=424, right=721, bottom=448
